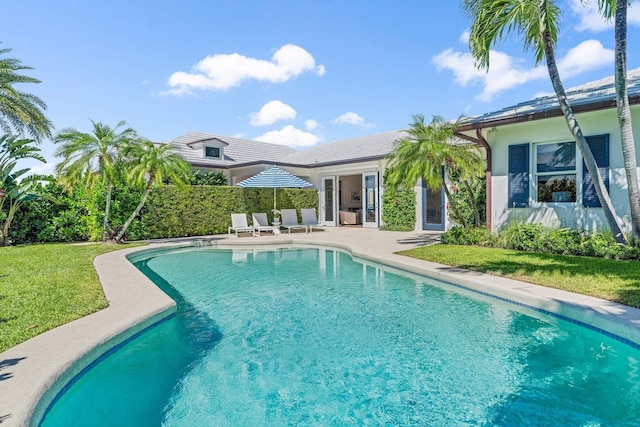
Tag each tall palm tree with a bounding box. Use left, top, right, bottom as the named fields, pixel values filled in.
left=0, top=46, right=53, bottom=141
left=386, top=115, right=484, bottom=228
left=593, top=0, right=640, bottom=240
left=54, top=120, right=138, bottom=241
left=115, top=140, right=191, bottom=242
left=463, top=0, right=627, bottom=244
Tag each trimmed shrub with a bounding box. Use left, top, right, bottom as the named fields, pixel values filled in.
left=441, top=226, right=491, bottom=246
left=381, top=185, right=415, bottom=231
left=141, top=186, right=318, bottom=238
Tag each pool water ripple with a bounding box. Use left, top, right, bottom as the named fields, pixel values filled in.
left=41, top=247, right=640, bottom=426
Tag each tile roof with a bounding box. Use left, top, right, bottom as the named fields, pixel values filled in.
left=281, top=130, right=407, bottom=166
left=169, top=131, right=296, bottom=167
left=169, top=130, right=407, bottom=169
left=463, top=67, right=640, bottom=128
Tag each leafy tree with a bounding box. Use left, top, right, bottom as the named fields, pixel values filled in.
left=190, top=170, right=227, bottom=186
left=386, top=115, right=484, bottom=228
left=0, top=135, right=47, bottom=245
left=463, top=0, right=627, bottom=244
left=115, top=140, right=191, bottom=242
left=0, top=46, right=53, bottom=141
left=54, top=120, right=138, bottom=241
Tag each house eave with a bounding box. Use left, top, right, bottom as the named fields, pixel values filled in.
left=187, top=154, right=388, bottom=171
left=458, top=94, right=640, bottom=132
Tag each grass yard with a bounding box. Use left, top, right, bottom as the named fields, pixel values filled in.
left=0, top=242, right=144, bottom=353
left=399, top=244, right=640, bottom=309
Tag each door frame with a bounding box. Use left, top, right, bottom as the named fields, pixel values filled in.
left=362, top=172, right=379, bottom=228
left=321, top=176, right=337, bottom=226
left=421, top=178, right=445, bottom=231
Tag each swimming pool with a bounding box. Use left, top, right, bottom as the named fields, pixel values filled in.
left=40, top=246, right=640, bottom=426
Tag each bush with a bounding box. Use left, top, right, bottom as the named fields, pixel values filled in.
left=441, top=226, right=491, bottom=245
left=500, top=222, right=545, bottom=252
left=381, top=185, right=415, bottom=231
left=141, top=186, right=318, bottom=239
left=440, top=219, right=640, bottom=261
left=11, top=182, right=318, bottom=243
left=541, top=228, right=582, bottom=256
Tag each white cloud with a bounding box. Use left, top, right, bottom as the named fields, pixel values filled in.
left=254, top=125, right=323, bottom=148
left=29, top=162, right=55, bottom=176
left=232, top=132, right=246, bottom=138
left=433, top=39, right=612, bottom=102
left=459, top=30, right=470, bottom=44
left=249, top=100, right=297, bottom=126
left=304, top=119, right=319, bottom=131
left=331, top=112, right=374, bottom=128
left=570, top=0, right=640, bottom=32
left=556, top=40, right=613, bottom=77
left=164, top=44, right=325, bottom=95
left=141, top=79, right=150, bottom=85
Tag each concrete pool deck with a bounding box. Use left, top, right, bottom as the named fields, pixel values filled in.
left=1, top=227, right=640, bottom=426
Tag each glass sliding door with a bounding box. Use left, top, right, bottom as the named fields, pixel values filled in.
left=362, top=172, right=378, bottom=228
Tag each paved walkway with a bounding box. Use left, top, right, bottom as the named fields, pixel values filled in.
left=1, top=227, right=639, bottom=426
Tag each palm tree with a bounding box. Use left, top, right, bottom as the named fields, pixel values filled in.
left=0, top=46, right=53, bottom=142
left=386, top=115, right=484, bottom=228
left=115, top=140, right=191, bottom=242
left=54, top=120, right=137, bottom=241
left=592, top=0, right=640, bottom=240
left=463, top=0, right=627, bottom=244
left=0, top=135, right=47, bottom=245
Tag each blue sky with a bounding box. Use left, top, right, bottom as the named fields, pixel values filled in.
left=4, top=0, right=640, bottom=174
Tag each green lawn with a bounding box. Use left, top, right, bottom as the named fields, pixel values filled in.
left=399, top=244, right=640, bottom=309
left=0, top=242, right=144, bottom=353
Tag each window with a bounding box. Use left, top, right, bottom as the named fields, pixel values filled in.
left=508, top=143, right=530, bottom=208
left=205, top=146, right=221, bottom=159
left=535, top=142, right=576, bottom=203
left=582, top=135, right=610, bottom=207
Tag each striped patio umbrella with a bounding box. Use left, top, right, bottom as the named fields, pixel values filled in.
left=236, top=166, right=313, bottom=212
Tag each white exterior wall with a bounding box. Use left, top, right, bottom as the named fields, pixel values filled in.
left=486, top=105, right=640, bottom=233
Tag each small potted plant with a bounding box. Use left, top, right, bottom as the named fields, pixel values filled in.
left=272, top=209, right=281, bottom=225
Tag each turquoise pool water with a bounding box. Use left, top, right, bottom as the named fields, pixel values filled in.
left=41, top=247, right=640, bottom=426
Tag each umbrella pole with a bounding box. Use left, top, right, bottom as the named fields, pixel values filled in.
left=274, top=187, right=277, bottom=212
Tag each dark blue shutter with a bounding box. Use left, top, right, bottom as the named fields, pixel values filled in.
left=582, top=135, right=609, bottom=207
left=509, top=143, right=530, bottom=208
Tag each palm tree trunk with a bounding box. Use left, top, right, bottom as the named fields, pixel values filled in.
left=115, top=184, right=150, bottom=243
left=103, top=181, right=113, bottom=241
left=1, top=200, right=21, bottom=246
left=615, top=0, right=640, bottom=240
left=462, top=179, right=481, bottom=227
left=541, top=26, right=627, bottom=244
left=443, top=184, right=468, bottom=228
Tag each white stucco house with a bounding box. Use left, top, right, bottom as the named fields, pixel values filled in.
left=168, top=130, right=451, bottom=232
left=457, top=68, right=640, bottom=234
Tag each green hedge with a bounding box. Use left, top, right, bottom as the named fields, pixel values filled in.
left=140, top=186, right=318, bottom=238
left=10, top=184, right=318, bottom=243
left=381, top=185, right=415, bottom=231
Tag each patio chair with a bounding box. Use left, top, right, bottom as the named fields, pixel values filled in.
left=280, top=209, right=308, bottom=234
left=252, top=213, right=280, bottom=236
left=228, top=213, right=255, bottom=237
left=301, top=208, right=325, bottom=232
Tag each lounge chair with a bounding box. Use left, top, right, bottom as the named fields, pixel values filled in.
left=252, top=213, right=280, bottom=236
left=301, top=208, right=325, bottom=232
left=228, top=213, right=255, bottom=237
left=280, top=209, right=308, bottom=234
